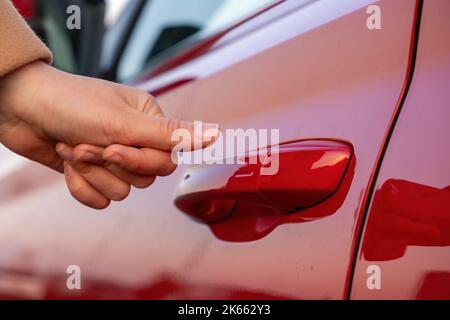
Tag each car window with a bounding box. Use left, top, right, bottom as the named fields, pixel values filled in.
left=116, top=0, right=276, bottom=82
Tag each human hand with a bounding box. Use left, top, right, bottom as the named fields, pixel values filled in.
left=0, top=61, right=218, bottom=209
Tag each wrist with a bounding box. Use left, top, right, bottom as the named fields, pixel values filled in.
left=0, top=60, right=55, bottom=121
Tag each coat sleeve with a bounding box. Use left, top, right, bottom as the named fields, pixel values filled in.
left=0, top=0, right=52, bottom=77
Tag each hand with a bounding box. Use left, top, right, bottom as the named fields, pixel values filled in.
left=0, top=61, right=218, bottom=209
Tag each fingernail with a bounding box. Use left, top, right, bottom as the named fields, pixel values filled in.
left=56, top=142, right=74, bottom=161
left=63, top=162, right=73, bottom=178
left=104, top=153, right=122, bottom=164
left=195, top=122, right=220, bottom=141
left=77, top=151, right=98, bottom=163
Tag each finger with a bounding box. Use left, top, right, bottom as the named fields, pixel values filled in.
left=106, top=164, right=157, bottom=189
left=118, top=110, right=219, bottom=151
left=71, top=144, right=105, bottom=165
left=103, top=144, right=177, bottom=176
left=138, top=93, right=164, bottom=117
left=63, top=161, right=110, bottom=210
left=118, top=88, right=164, bottom=116
left=71, top=144, right=157, bottom=188
left=56, top=141, right=75, bottom=161
left=57, top=143, right=131, bottom=201
left=71, top=161, right=131, bottom=201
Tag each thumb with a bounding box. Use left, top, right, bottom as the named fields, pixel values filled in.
left=119, top=111, right=219, bottom=151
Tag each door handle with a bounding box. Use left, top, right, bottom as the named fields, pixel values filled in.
left=174, top=140, right=352, bottom=223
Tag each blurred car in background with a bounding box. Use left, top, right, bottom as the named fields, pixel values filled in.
left=13, top=0, right=277, bottom=81
left=12, top=0, right=105, bottom=76
left=1, top=0, right=449, bottom=300
left=98, top=0, right=276, bottom=81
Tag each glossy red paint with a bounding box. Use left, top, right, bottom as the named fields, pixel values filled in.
left=351, top=0, right=450, bottom=299
left=11, top=0, right=35, bottom=20
left=363, top=180, right=450, bottom=261
left=208, top=153, right=355, bottom=243
left=344, top=0, right=423, bottom=298
left=415, top=272, right=450, bottom=300
left=175, top=140, right=352, bottom=223
left=0, top=0, right=425, bottom=299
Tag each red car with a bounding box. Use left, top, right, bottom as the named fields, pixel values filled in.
left=0, top=0, right=448, bottom=300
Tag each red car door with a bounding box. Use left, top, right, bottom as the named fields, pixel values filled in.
left=351, top=0, right=450, bottom=300
left=0, top=0, right=420, bottom=299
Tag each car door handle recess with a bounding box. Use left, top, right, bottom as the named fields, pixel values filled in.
left=174, top=140, right=352, bottom=223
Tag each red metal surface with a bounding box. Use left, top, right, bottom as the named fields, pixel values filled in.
left=207, top=153, right=355, bottom=243
left=0, top=0, right=421, bottom=299
left=11, top=0, right=35, bottom=20
left=363, top=180, right=450, bottom=262
left=351, top=0, right=450, bottom=299
left=175, top=140, right=352, bottom=223
left=344, top=0, right=423, bottom=298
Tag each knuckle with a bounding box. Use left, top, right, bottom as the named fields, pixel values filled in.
left=76, top=162, right=93, bottom=175
left=144, top=93, right=156, bottom=107
left=104, top=160, right=118, bottom=171
left=162, top=118, right=181, bottom=136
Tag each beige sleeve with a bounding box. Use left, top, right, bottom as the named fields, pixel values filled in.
left=0, top=0, right=52, bottom=77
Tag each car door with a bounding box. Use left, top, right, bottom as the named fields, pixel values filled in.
left=350, top=0, right=450, bottom=300
left=0, top=0, right=420, bottom=299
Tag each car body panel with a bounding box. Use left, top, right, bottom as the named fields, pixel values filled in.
left=350, top=0, right=450, bottom=299
left=0, top=0, right=420, bottom=299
